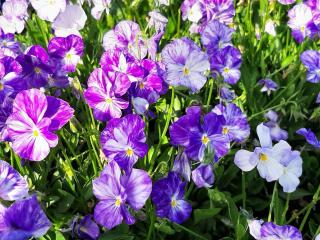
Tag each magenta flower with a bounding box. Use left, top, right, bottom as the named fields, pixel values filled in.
left=0, top=160, right=28, bottom=201
left=93, top=161, right=152, bottom=229
left=84, top=68, right=129, bottom=121
left=48, top=34, right=84, bottom=73
left=100, top=114, right=148, bottom=173
left=6, top=89, right=74, bottom=161
left=103, top=21, right=147, bottom=59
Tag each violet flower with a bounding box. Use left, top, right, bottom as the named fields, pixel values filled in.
left=263, top=110, right=288, bottom=142
left=91, top=0, right=111, bottom=20
left=181, top=0, right=203, bottom=23
left=151, top=172, right=192, bottom=224
left=220, top=86, right=235, bottom=102
left=300, top=50, right=320, bottom=83
left=31, top=0, right=66, bottom=22
left=147, top=10, right=168, bottom=32
left=48, top=34, right=84, bottom=73
left=172, top=151, right=192, bottom=182
left=6, top=89, right=74, bottom=161
left=103, top=21, right=147, bottom=60
left=93, top=161, right=152, bottom=229
left=0, top=195, right=51, bottom=239
left=0, top=32, right=21, bottom=58
left=296, top=128, right=320, bottom=148
left=83, top=68, right=129, bottom=121
left=100, top=114, right=148, bottom=173
left=161, top=38, right=210, bottom=93
left=258, top=78, right=278, bottom=94
left=277, top=0, right=295, bottom=5
left=192, top=164, right=214, bottom=188
left=0, top=160, right=28, bottom=201
left=73, top=215, right=100, bottom=240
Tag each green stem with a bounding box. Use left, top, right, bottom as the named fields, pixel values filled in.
left=299, top=183, right=320, bottom=231
left=281, top=193, right=290, bottom=224
left=148, top=88, right=175, bottom=174
left=146, top=203, right=155, bottom=240
left=268, top=182, right=278, bottom=222
left=173, top=223, right=207, bottom=240
left=206, top=79, right=214, bottom=106
left=242, top=172, right=246, bottom=209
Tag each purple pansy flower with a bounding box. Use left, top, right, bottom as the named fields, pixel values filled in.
left=100, top=114, right=148, bottom=173
left=300, top=50, right=320, bottom=83
left=316, top=92, right=320, bottom=104
left=161, top=38, right=210, bottom=93
left=264, top=110, right=288, bottom=142
left=170, top=106, right=230, bottom=162
left=0, top=160, right=28, bottom=201
left=0, top=0, right=28, bottom=34
left=0, top=195, right=51, bottom=239
left=192, top=164, right=214, bottom=188
left=17, top=45, right=53, bottom=88
left=48, top=34, right=84, bottom=73
left=100, top=48, right=144, bottom=91
left=220, top=86, right=235, bottom=102
left=173, top=151, right=192, bottom=182
left=73, top=215, right=100, bottom=240
left=147, top=10, right=168, bottom=32
left=84, top=68, right=129, bottom=121
left=212, top=103, right=250, bottom=142
left=210, top=46, right=242, bottom=84
left=151, top=172, right=192, bottom=224
left=93, top=161, right=152, bottom=229
left=258, top=78, right=278, bottom=94
left=181, top=0, right=203, bottom=23
left=288, top=3, right=316, bottom=43
left=6, top=89, right=74, bottom=161
left=0, top=32, right=21, bottom=58
left=201, top=20, right=234, bottom=53
left=199, top=0, right=235, bottom=26
left=296, top=128, right=320, bottom=148
left=0, top=105, right=11, bottom=141
left=103, top=21, right=147, bottom=59
left=248, top=220, right=302, bottom=240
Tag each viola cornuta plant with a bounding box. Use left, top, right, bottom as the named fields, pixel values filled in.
left=1, top=0, right=320, bottom=239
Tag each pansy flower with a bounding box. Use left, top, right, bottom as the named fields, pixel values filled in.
left=296, top=128, right=320, bottom=148
left=103, top=21, right=147, bottom=59
left=91, top=0, right=111, bottom=20
left=147, top=10, right=168, bottom=32
left=212, top=103, right=250, bottom=143
left=210, top=46, right=242, bottom=84
left=72, top=215, right=100, bottom=240
left=48, top=34, right=84, bottom=73
left=100, top=114, right=148, bottom=173
left=6, top=89, right=74, bottom=161
left=0, top=195, right=51, bottom=239
left=84, top=68, right=129, bottom=121
left=31, top=0, right=66, bottom=22
left=191, top=164, right=214, bottom=188
left=0, top=105, right=11, bottom=141
left=173, top=151, right=192, bottom=182
left=0, top=160, right=28, bottom=201
left=258, top=78, right=278, bottom=94
left=161, top=38, right=210, bottom=93
left=277, top=0, right=295, bottom=5
left=93, top=161, right=152, bottom=229
left=0, top=32, right=21, bottom=58
left=300, top=50, right=320, bottom=83
left=181, top=0, right=203, bottom=23
left=151, top=172, right=192, bottom=224
left=199, top=0, right=235, bottom=26
left=263, top=110, right=288, bottom=142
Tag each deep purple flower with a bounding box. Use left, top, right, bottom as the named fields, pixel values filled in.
left=100, top=48, right=143, bottom=92
left=264, top=110, right=288, bottom=142
left=258, top=78, right=278, bottom=94
left=151, top=172, right=192, bottom=224
left=6, top=89, right=74, bottom=161
left=300, top=50, right=320, bottom=83
left=0, top=160, right=28, bottom=201
left=201, top=20, right=234, bottom=53
left=288, top=4, right=316, bottom=43
left=48, top=34, right=84, bottom=73
left=103, top=21, right=147, bottom=59
left=0, top=104, right=11, bottom=141
left=0, top=32, right=21, bottom=58
left=212, top=103, right=250, bottom=142
left=93, top=161, right=152, bottom=229
left=84, top=68, right=129, bottom=121
left=73, top=215, right=100, bottom=240
left=170, top=106, right=230, bottom=162
left=161, top=38, right=210, bottom=93
left=100, top=114, right=148, bottom=173
left=261, top=222, right=302, bottom=239
left=17, top=45, right=53, bottom=88
left=173, top=151, right=192, bottom=182
left=0, top=195, right=51, bottom=239
left=210, top=46, right=242, bottom=84
left=296, top=128, right=320, bottom=148
left=316, top=92, right=320, bottom=103
left=192, top=164, right=214, bottom=188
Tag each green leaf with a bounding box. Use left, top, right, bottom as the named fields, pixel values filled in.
left=194, top=208, right=222, bottom=223
left=155, top=222, right=175, bottom=235
left=281, top=55, right=295, bottom=68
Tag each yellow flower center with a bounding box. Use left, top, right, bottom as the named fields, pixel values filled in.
left=201, top=135, right=210, bottom=145
left=2, top=40, right=7, bottom=47
left=34, top=67, right=41, bottom=74
left=222, top=126, right=229, bottom=135
left=183, top=66, right=190, bottom=76
left=126, top=147, right=133, bottom=156
left=0, top=83, right=3, bottom=91
left=139, top=82, right=145, bottom=89
left=223, top=67, right=230, bottom=73
left=65, top=53, right=73, bottom=60
left=115, top=197, right=122, bottom=207
left=300, top=26, right=305, bottom=32
left=171, top=199, right=177, bottom=207
left=33, top=130, right=39, bottom=137
left=105, top=98, right=113, bottom=104
left=259, top=153, right=268, bottom=161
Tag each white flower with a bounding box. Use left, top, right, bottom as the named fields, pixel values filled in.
left=265, top=20, right=276, bottom=36
left=31, top=0, right=66, bottom=22
left=91, top=0, right=111, bottom=20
